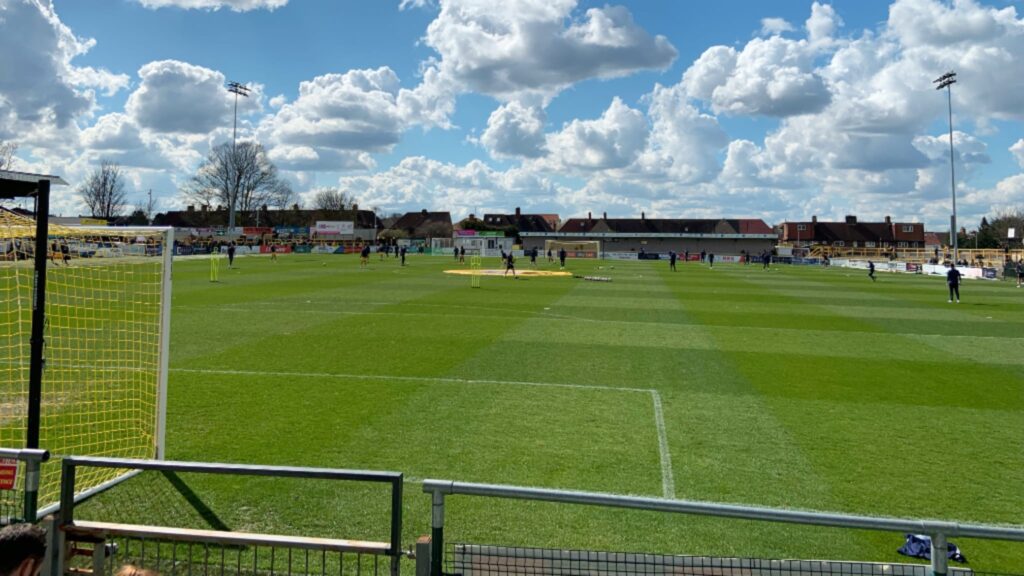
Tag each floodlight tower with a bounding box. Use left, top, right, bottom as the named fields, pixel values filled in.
left=933, top=71, right=958, bottom=263
left=226, top=81, right=251, bottom=230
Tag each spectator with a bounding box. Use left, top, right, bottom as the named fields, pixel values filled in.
left=0, top=523, right=47, bottom=576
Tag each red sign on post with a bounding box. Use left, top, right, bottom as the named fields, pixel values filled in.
left=0, top=458, right=18, bottom=490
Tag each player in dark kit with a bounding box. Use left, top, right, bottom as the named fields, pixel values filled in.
left=868, top=260, right=876, bottom=282
left=227, top=242, right=236, bottom=268
left=505, top=251, right=517, bottom=277
left=530, top=248, right=538, bottom=267
left=669, top=251, right=677, bottom=271
left=707, top=252, right=714, bottom=268
left=947, top=264, right=962, bottom=303
left=558, top=248, right=567, bottom=269
left=459, top=246, right=466, bottom=263
left=547, top=249, right=553, bottom=263
left=360, top=244, right=370, bottom=268
left=1016, top=260, right=1023, bottom=288
left=400, top=246, right=407, bottom=266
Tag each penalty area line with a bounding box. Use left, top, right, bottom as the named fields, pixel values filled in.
left=170, top=367, right=677, bottom=499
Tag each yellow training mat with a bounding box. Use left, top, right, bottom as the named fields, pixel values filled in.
left=444, top=269, right=573, bottom=277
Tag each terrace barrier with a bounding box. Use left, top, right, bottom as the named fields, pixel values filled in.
left=52, top=457, right=403, bottom=576
left=421, top=480, right=1024, bottom=576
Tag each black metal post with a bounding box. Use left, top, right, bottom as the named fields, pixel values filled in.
left=24, top=458, right=41, bottom=521
left=59, top=458, right=76, bottom=525
left=390, top=475, right=404, bottom=576
left=430, top=491, right=445, bottom=576
left=27, top=179, right=50, bottom=450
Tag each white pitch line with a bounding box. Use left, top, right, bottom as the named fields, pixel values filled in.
left=171, top=367, right=677, bottom=498
left=650, top=390, right=675, bottom=499
left=170, top=367, right=652, bottom=394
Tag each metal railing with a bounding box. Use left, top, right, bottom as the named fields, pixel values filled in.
left=422, top=480, right=1024, bottom=576
left=55, top=457, right=403, bottom=576
left=0, top=447, right=50, bottom=523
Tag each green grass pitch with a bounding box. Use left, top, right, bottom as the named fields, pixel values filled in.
left=79, top=252, right=1023, bottom=570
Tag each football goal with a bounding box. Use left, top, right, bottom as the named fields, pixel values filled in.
left=0, top=204, right=172, bottom=518
left=544, top=240, right=601, bottom=258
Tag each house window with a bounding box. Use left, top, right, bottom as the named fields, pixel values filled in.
left=796, top=224, right=808, bottom=231
left=902, top=225, right=914, bottom=233
left=833, top=241, right=845, bottom=247
left=865, top=242, right=876, bottom=248
left=898, top=241, right=908, bottom=248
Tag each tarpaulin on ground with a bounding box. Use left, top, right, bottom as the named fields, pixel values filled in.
left=897, top=534, right=967, bottom=563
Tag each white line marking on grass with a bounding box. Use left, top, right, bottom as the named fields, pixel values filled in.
left=171, top=367, right=677, bottom=498
left=650, top=390, right=675, bottom=499
left=170, top=367, right=651, bottom=393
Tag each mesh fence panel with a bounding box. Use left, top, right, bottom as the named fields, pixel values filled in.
left=445, top=544, right=1005, bottom=576
left=68, top=537, right=386, bottom=576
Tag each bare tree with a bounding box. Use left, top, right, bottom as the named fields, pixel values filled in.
left=0, top=140, right=17, bottom=170
left=181, top=142, right=293, bottom=225
left=312, top=187, right=354, bottom=211
left=79, top=160, right=128, bottom=219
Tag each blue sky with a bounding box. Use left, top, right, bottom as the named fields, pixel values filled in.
left=2, top=0, right=1023, bottom=227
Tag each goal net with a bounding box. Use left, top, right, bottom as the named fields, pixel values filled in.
left=0, top=207, right=171, bottom=516
left=544, top=240, right=601, bottom=258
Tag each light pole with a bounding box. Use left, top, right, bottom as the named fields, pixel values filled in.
left=226, top=81, right=250, bottom=232
left=933, top=71, right=958, bottom=263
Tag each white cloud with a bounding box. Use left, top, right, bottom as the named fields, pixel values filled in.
left=1011, top=139, right=1024, bottom=169
left=761, top=18, right=794, bottom=36
left=396, top=65, right=457, bottom=129
left=886, top=0, right=1024, bottom=121
left=480, top=101, right=547, bottom=159
left=261, top=68, right=404, bottom=154
left=0, top=0, right=125, bottom=135
left=420, top=0, right=677, bottom=102
left=336, top=156, right=565, bottom=217
left=126, top=60, right=260, bottom=134
left=806, top=2, right=842, bottom=47
left=544, top=97, right=647, bottom=170
left=682, top=35, right=831, bottom=117
left=398, top=0, right=434, bottom=10
left=135, top=0, right=288, bottom=11
left=633, top=84, right=728, bottom=184
left=267, top=145, right=375, bottom=172
left=269, top=95, right=287, bottom=109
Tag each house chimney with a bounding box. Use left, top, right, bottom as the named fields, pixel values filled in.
left=641, top=211, right=645, bottom=220
left=845, top=215, right=857, bottom=224
left=187, top=205, right=195, bottom=212
left=884, top=215, right=891, bottom=224
left=603, top=212, right=607, bottom=220
left=352, top=204, right=358, bottom=211
left=421, top=209, right=428, bottom=215
left=588, top=211, right=592, bottom=221
left=515, top=207, right=521, bottom=217
left=811, top=215, right=817, bottom=223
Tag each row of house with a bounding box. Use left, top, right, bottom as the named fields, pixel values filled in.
left=779, top=215, right=926, bottom=249
left=114, top=202, right=933, bottom=251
